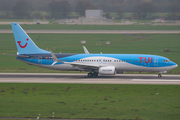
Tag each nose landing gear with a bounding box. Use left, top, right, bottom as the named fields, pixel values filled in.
left=158, top=74, right=162, bottom=78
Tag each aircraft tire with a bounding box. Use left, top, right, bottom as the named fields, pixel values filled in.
left=158, top=74, right=162, bottom=78
left=88, top=73, right=93, bottom=77
left=93, top=72, right=98, bottom=77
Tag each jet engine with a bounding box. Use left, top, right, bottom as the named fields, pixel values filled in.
left=99, top=66, right=116, bottom=75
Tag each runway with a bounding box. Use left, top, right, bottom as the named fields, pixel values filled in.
left=0, top=73, right=180, bottom=85
left=1, top=29, right=180, bottom=34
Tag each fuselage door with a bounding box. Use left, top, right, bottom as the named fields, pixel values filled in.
left=154, top=58, right=158, bottom=66
left=38, top=56, right=42, bottom=64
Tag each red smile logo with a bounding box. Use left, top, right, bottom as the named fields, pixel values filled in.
left=17, top=38, right=29, bottom=48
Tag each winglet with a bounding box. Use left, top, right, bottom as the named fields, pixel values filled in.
left=50, top=50, right=63, bottom=66
left=83, top=46, right=90, bottom=54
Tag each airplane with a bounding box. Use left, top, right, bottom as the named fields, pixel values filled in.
left=9, top=23, right=178, bottom=78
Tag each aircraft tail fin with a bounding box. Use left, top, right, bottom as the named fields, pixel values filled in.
left=11, top=23, right=50, bottom=55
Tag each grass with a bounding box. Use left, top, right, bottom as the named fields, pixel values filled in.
left=0, top=12, right=168, bottom=19
left=0, top=33, right=179, bottom=73
left=0, top=19, right=34, bottom=22
left=0, top=24, right=180, bottom=30
left=104, top=12, right=168, bottom=18
left=0, top=83, right=179, bottom=120
left=114, top=19, right=153, bottom=23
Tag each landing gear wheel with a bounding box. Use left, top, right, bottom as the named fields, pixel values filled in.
left=87, top=73, right=93, bottom=77
left=87, top=72, right=98, bottom=77
left=93, top=72, right=98, bottom=77
left=158, top=74, right=162, bottom=78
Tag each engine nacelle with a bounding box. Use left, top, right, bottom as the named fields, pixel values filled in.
left=99, top=66, right=116, bottom=75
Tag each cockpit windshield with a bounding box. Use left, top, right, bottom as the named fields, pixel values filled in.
left=163, top=60, right=170, bottom=62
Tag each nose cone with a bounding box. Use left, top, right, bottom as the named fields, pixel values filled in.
left=174, top=64, right=178, bottom=68
left=171, top=62, right=178, bottom=69
left=166, top=62, right=178, bottom=71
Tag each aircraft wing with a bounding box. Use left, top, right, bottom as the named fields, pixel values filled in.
left=50, top=50, right=100, bottom=70
left=64, top=62, right=100, bottom=70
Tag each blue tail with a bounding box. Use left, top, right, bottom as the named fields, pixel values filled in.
left=11, top=23, right=50, bottom=55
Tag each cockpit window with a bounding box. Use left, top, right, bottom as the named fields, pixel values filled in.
left=163, top=60, right=170, bottom=62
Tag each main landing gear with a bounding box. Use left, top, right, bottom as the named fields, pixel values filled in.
left=158, top=73, right=162, bottom=78
left=87, top=72, right=98, bottom=77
